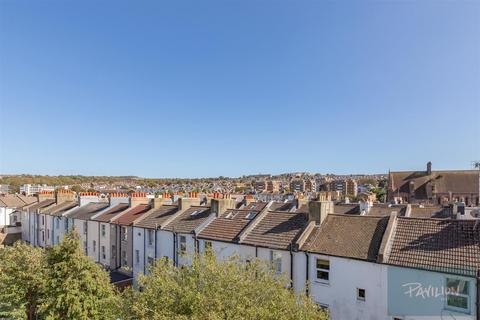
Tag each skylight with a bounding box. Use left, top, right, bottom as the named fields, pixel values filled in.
left=245, top=212, right=256, bottom=220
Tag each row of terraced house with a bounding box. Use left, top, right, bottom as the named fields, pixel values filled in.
left=0, top=186, right=477, bottom=320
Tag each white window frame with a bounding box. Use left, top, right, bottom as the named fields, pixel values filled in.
left=270, top=251, right=282, bottom=274
left=357, top=288, right=366, bottom=301
left=135, top=250, right=140, bottom=264
left=315, top=258, right=330, bottom=284
left=122, top=226, right=128, bottom=241
left=445, top=277, right=470, bottom=313
left=147, top=229, right=154, bottom=246
left=101, top=224, right=106, bottom=237
left=179, top=235, right=187, bottom=254
left=101, top=246, right=106, bottom=260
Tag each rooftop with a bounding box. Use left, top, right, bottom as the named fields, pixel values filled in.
left=113, top=204, right=151, bottom=226
left=302, top=214, right=389, bottom=261
left=93, top=203, right=130, bottom=222
left=67, top=202, right=110, bottom=220
left=198, top=208, right=260, bottom=242
left=386, top=217, right=480, bottom=277
left=241, top=211, right=308, bottom=250
left=134, top=205, right=179, bottom=229
left=163, top=206, right=212, bottom=234
left=41, top=201, right=78, bottom=217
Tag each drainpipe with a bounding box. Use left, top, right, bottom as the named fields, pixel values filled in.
left=255, top=246, right=258, bottom=258
left=154, top=224, right=158, bottom=260
left=97, top=221, right=100, bottom=262
left=305, top=251, right=310, bottom=297
left=289, top=243, right=294, bottom=289
left=143, top=228, right=146, bottom=275
left=173, top=230, right=177, bottom=267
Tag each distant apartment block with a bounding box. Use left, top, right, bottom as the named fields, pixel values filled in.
left=20, top=184, right=55, bottom=196
left=0, top=184, right=10, bottom=194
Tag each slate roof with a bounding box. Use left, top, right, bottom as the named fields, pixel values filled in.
left=17, top=195, right=38, bottom=205
left=198, top=208, right=259, bottom=242
left=334, top=204, right=360, bottom=215
left=242, top=202, right=268, bottom=211
left=92, top=203, right=130, bottom=222
left=241, top=211, right=309, bottom=250
left=41, top=201, right=78, bottom=217
left=368, top=204, right=407, bottom=217
left=0, top=195, right=28, bottom=208
left=25, top=199, right=56, bottom=212
left=387, top=217, right=480, bottom=277
left=409, top=205, right=453, bottom=219
left=302, top=214, right=389, bottom=261
left=163, top=206, right=212, bottom=233
left=67, top=202, right=110, bottom=220
left=113, top=204, right=151, bottom=226
left=134, top=205, right=179, bottom=229
left=269, top=201, right=295, bottom=212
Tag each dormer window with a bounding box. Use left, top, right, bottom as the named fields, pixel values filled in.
left=245, top=212, right=256, bottom=220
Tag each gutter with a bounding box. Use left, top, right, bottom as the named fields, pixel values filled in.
left=305, top=251, right=309, bottom=297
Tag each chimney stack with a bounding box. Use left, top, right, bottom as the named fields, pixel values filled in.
left=38, top=191, right=55, bottom=202
left=178, top=192, right=201, bottom=210
left=308, top=200, right=334, bottom=225
left=79, top=192, right=101, bottom=206
left=153, top=193, right=172, bottom=208
left=109, top=193, right=130, bottom=207
left=130, top=192, right=149, bottom=208
left=211, top=193, right=235, bottom=217
left=56, top=189, right=76, bottom=204
left=427, top=161, right=432, bottom=176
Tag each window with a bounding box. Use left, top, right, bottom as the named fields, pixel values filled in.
left=122, top=227, right=128, bottom=241
left=204, top=240, right=212, bottom=251
left=316, top=258, right=330, bottom=283
left=83, top=221, right=87, bottom=234
left=179, top=235, right=187, bottom=254
left=147, top=229, right=154, bottom=246
left=84, top=241, right=88, bottom=255
left=357, top=288, right=366, bottom=301
left=190, top=210, right=199, bottom=216
left=270, top=251, right=282, bottom=274
left=101, top=224, right=106, bottom=237
left=41, top=231, right=45, bottom=242
left=245, top=212, right=256, bottom=220
left=446, top=278, right=470, bottom=312
left=135, top=250, right=140, bottom=264
left=111, top=245, right=116, bottom=259
left=147, top=256, right=154, bottom=266
left=122, top=250, right=127, bottom=266
left=101, top=246, right=106, bottom=259
left=47, top=229, right=50, bottom=240
left=93, top=240, right=96, bottom=253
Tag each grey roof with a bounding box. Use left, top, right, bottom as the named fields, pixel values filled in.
left=67, top=202, right=110, bottom=220
left=41, top=201, right=79, bottom=217
left=134, top=205, right=179, bottom=229
left=163, top=206, right=212, bottom=233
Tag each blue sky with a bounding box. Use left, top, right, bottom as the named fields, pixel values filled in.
left=0, top=0, right=479, bottom=178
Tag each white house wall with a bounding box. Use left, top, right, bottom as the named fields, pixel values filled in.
left=307, top=253, right=388, bottom=320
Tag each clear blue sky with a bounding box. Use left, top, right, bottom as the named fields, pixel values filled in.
left=0, top=0, right=479, bottom=178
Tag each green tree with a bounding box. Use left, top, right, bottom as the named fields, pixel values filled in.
left=40, top=231, right=119, bottom=320
left=0, top=242, right=46, bottom=320
left=121, top=253, right=327, bottom=320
